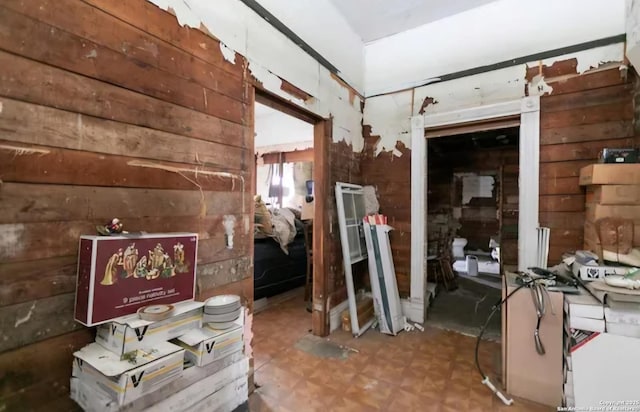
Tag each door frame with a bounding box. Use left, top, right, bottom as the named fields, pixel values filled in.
left=409, top=96, right=541, bottom=322
left=253, top=88, right=331, bottom=336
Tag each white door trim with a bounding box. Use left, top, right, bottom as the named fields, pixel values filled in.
left=410, top=96, right=540, bottom=322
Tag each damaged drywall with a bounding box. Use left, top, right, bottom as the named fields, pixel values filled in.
left=147, top=0, right=365, bottom=153
left=364, top=43, right=625, bottom=157
left=525, top=43, right=625, bottom=77
left=362, top=91, right=413, bottom=156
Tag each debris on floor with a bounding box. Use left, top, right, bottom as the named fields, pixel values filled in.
left=294, top=334, right=357, bottom=360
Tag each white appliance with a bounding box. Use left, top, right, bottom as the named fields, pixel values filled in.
left=452, top=237, right=468, bottom=259
left=363, top=218, right=404, bottom=335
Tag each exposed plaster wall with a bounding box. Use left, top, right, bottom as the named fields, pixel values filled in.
left=364, top=0, right=626, bottom=97
left=148, top=0, right=365, bottom=152
left=364, top=43, right=626, bottom=156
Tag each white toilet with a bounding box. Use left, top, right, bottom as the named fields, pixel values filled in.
left=452, top=238, right=468, bottom=260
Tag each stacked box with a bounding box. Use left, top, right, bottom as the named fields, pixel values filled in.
left=562, top=284, right=640, bottom=408
left=174, top=308, right=245, bottom=367
left=579, top=164, right=640, bottom=254
left=95, top=301, right=203, bottom=358
left=71, top=302, right=248, bottom=411
left=74, top=233, right=198, bottom=327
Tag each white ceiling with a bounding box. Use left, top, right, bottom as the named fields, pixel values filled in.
left=329, top=0, right=499, bottom=43
left=254, top=102, right=314, bottom=150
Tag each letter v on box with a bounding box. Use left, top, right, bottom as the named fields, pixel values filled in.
left=96, top=301, right=203, bottom=357
left=71, top=341, right=184, bottom=406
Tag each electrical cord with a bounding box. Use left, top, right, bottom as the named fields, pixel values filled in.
left=530, top=282, right=546, bottom=355
left=474, top=278, right=533, bottom=406
left=476, top=266, right=602, bottom=405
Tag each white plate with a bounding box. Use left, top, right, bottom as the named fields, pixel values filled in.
left=204, top=302, right=241, bottom=315
left=205, top=295, right=240, bottom=307
left=205, top=321, right=237, bottom=330
left=203, top=308, right=241, bottom=323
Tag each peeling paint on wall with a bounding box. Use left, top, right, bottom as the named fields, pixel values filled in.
left=0, top=223, right=24, bottom=261
left=147, top=0, right=364, bottom=153
left=418, top=97, right=438, bottom=115
left=363, top=91, right=412, bottom=156
left=525, top=44, right=625, bottom=76
left=364, top=44, right=625, bottom=157
left=219, top=42, right=236, bottom=64
left=529, top=75, right=554, bottom=96
left=364, top=0, right=626, bottom=96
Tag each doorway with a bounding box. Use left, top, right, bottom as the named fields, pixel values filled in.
left=425, top=127, right=520, bottom=340
left=250, top=90, right=329, bottom=337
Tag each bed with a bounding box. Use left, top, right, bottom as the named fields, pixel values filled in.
left=253, top=198, right=309, bottom=300
left=253, top=219, right=308, bottom=300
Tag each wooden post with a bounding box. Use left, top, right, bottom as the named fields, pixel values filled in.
left=312, top=119, right=330, bottom=336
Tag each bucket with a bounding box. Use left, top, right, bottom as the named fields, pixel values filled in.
left=466, top=255, right=479, bottom=277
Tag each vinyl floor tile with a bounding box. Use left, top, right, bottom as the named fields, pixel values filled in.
left=250, top=290, right=554, bottom=412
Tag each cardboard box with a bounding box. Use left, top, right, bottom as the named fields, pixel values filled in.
left=148, top=357, right=249, bottom=412
left=117, top=352, right=245, bottom=411
left=584, top=220, right=640, bottom=249
left=70, top=377, right=119, bottom=412
left=579, top=164, right=640, bottom=186
left=564, top=291, right=604, bottom=319
left=604, top=300, right=640, bottom=325
left=606, top=321, right=640, bottom=338
left=568, top=315, right=605, bottom=332
left=72, top=341, right=184, bottom=406
left=571, top=333, right=640, bottom=407
left=96, top=301, right=202, bottom=357
left=75, top=233, right=198, bottom=326
left=176, top=324, right=244, bottom=367
left=504, top=272, right=564, bottom=407
left=585, top=204, right=640, bottom=222
left=586, top=185, right=640, bottom=205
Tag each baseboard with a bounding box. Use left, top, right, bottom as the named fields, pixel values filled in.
left=253, top=297, right=268, bottom=314
left=329, top=299, right=350, bottom=332
left=253, top=287, right=304, bottom=314
left=401, top=298, right=424, bottom=324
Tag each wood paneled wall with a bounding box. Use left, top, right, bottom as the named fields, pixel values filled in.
left=427, top=146, right=519, bottom=267
left=325, top=140, right=363, bottom=309
left=538, top=67, right=640, bottom=263
left=362, top=66, right=640, bottom=294
left=361, top=136, right=411, bottom=295
left=0, top=1, right=254, bottom=409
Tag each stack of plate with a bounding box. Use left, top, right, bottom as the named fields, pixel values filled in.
left=203, top=295, right=241, bottom=330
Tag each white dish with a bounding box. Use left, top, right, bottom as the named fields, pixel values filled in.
left=203, top=308, right=241, bottom=323
left=204, top=302, right=241, bottom=315
left=204, top=295, right=240, bottom=307
left=205, top=321, right=238, bottom=330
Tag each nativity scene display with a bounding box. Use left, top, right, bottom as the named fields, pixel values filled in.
left=100, top=242, right=190, bottom=286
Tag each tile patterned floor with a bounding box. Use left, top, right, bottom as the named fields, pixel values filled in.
left=249, top=292, right=553, bottom=411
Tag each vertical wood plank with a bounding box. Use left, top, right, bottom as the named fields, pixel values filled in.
left=312, top=119, right=329, bottom=336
